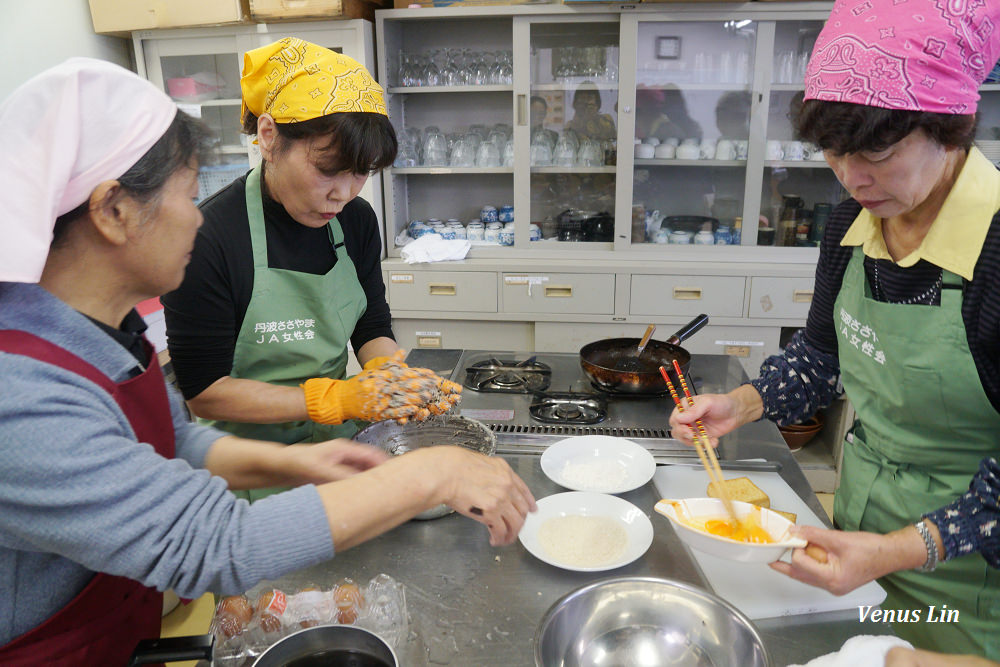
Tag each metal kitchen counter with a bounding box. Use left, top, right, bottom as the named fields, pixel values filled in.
left=247, top=351, right=886, bottom=664
left=249, top=455, right=885, bottom=665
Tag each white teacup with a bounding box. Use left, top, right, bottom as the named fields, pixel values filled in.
left=676, top=143, right=701, bottom=160
left=765, top=140, right=784, bottom=161
left=735, top=140, right=749, bottom=160
left=806, top=142, right=826, bottom=161
left=654, top=143, right=676, bottom=159
left=664, top=137, right=680, bottom=147
left=714, top=139, right=736, bottom=161
left=635, top=144, right=656, bottom=159
left=699, top=139, right=717, bottom=160
left=681, top=137, right=699, bottom=147
left=783, top=140, right=805, bottom=161
left=643, top=137, right=661, bottom=146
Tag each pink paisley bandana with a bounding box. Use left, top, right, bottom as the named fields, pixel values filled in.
left=804, top=0, right=1000, bottom=114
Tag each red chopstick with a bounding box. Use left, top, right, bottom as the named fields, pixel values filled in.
left=661, top=363, right=739, bottom=523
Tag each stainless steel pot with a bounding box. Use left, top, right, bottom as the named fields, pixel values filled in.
left=253, top=625, right=398, bottom=667
left=129, top=625, right=398, bottom=666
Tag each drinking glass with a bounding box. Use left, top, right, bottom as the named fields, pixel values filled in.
left=398, top=52, right=417, bottom=87
left=530, top=140, right=553, bottom=166
left=577, top=138, right=603, bottom=167
left=423, top=49, right=442, bottom=86
left=439, top=47, right=463, bottom=86
left=422, top=130, right=448, bottom=166
left=469, top=52, right=491, bottom=86
left=449, top=137, right=476, bottom=167
left=553, top=137, right=576, bottom=167
left=496, top=50, right=513, bottom=85
left=488, top=129, right=507, bottom=156
left=502, top=140, right=515, bottom=167
left=475, top=141, right=501, bottom=168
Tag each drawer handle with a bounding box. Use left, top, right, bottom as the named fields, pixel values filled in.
left=793, top=289, right=814, bottom=303
left=428, top=283, right=457, bottom=296
left=672, top=287, right=703, bottom=300
left=544, top=285, right=573, bottom=298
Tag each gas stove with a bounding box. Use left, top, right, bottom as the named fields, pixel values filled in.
left=405, top=349, right=782, bottom=463
left=441, top=350, right=699, bottom=458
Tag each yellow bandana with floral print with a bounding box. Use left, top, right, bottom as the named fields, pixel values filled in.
left=240, top=37, right=386, bottom=123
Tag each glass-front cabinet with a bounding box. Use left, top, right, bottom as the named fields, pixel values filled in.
left=378, top=4, right=998, bottom=260
left=627, top=18, right=757, bottom=249
left=527, top=19, right=619, bottom=246
left=378, top=4, right=844, bottom=260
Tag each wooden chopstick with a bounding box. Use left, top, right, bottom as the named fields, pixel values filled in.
left=660, top=363, right=741, bottom=525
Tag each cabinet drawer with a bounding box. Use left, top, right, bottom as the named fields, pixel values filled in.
left=630, top=275, right=745, bottom=318
left=748, top=277, right=815, bottom=319
left=387, top=271, right=497, bottom=312
left=501, top=273, right=614, bottom=315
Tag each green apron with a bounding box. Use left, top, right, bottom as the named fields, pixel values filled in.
left=833, top=247, right=1000, bottom=657
left=203, top=166, right=367, bottom=501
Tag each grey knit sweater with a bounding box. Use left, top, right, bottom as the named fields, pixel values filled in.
left=0, top=282, right=334, bottom=645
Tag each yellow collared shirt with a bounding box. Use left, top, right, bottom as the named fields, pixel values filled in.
left=840, top=147, right=1000, bottom=281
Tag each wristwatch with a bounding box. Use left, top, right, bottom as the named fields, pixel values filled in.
left=914, top=520, right=940, bottom=572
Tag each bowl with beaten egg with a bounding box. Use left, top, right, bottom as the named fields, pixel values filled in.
left=655, top=497, right=807, bottom=563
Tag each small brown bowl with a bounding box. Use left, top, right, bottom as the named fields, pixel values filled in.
left=777, top=413, right=824, bottom=451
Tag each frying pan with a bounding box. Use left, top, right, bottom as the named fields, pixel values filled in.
left=580, top=314, right=709, bottom=395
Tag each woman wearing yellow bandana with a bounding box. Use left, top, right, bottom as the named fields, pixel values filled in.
left=162, top=39, right=462, bottom=500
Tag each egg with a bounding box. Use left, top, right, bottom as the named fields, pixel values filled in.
left=255, top=589, right=287, bottom=633
left=215, top=595, right=253, bottom=638
left=333, top=580, right=364, bottom=624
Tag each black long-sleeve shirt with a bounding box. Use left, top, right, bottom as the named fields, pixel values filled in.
left=162, top=172, right=393, bottom=400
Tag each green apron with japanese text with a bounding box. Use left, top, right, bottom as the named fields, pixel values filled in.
left=203, top=166, right=367, bottom=501
left=833, top=247, right=1000, bottom=657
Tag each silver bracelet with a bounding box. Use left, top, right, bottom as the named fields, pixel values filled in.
left=914, top=520, right=939, bottom=572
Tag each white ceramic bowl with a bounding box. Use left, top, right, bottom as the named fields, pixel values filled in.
left=655, top=497, right=807, bottom=563
left=540, top=435, right=656, bottom=494
left=520, top=492, right=654, bottom=572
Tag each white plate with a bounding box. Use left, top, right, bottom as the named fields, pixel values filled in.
left=519, top=492, right=654, bottom=572
left=540, top=435, right=656, bottom=494
left=654, top=497, right=808, bottom=563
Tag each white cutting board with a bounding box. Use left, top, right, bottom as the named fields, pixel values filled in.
left=653, top=465, right=886, bottom=620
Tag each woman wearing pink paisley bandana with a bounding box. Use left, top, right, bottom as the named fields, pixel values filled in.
left=669, top=0, right=1000, bottom=658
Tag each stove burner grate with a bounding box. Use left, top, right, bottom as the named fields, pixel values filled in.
left=529, top=392, right=607, bottom=425
left=463, top=357, right=552, bottom=393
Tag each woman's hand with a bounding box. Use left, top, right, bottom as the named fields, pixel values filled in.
left=669, top=385, right=763, bottom=448
left=885, top=647, right=1000, bottom=667
left=429, top=447, right=537, bottom=546
left=768, top=524, right=926, bottom=595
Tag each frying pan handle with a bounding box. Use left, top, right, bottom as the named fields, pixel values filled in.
left=665, top=313, right=709, bottom=346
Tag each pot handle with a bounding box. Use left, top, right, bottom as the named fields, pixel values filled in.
left=128, top=633, right=214, bottom=666
left=665, top=313, right=709, bottom=347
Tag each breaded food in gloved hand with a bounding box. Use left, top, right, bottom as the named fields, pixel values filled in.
left=302, top=350, right=462, bottom=425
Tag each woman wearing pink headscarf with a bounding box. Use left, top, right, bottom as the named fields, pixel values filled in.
left=669, top=0, right=1000, bottom=658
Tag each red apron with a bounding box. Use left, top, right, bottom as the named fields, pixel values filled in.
left=0, top=330, right=175, bottom=666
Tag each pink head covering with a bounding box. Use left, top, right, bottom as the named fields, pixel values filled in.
left=804, top=0, right=1000, bottom=114
left=0, top=58, right=177, bottom=283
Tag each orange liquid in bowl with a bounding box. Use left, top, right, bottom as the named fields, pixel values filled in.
left=671, top=503, right=775, bottom=544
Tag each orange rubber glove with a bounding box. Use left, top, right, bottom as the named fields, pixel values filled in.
left=302, top=351, right=462, bottom=424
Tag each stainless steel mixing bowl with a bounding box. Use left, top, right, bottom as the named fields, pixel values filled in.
left=353, top=415, right=497, bottom=520
left=534, top=576, right=770, bottom=667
